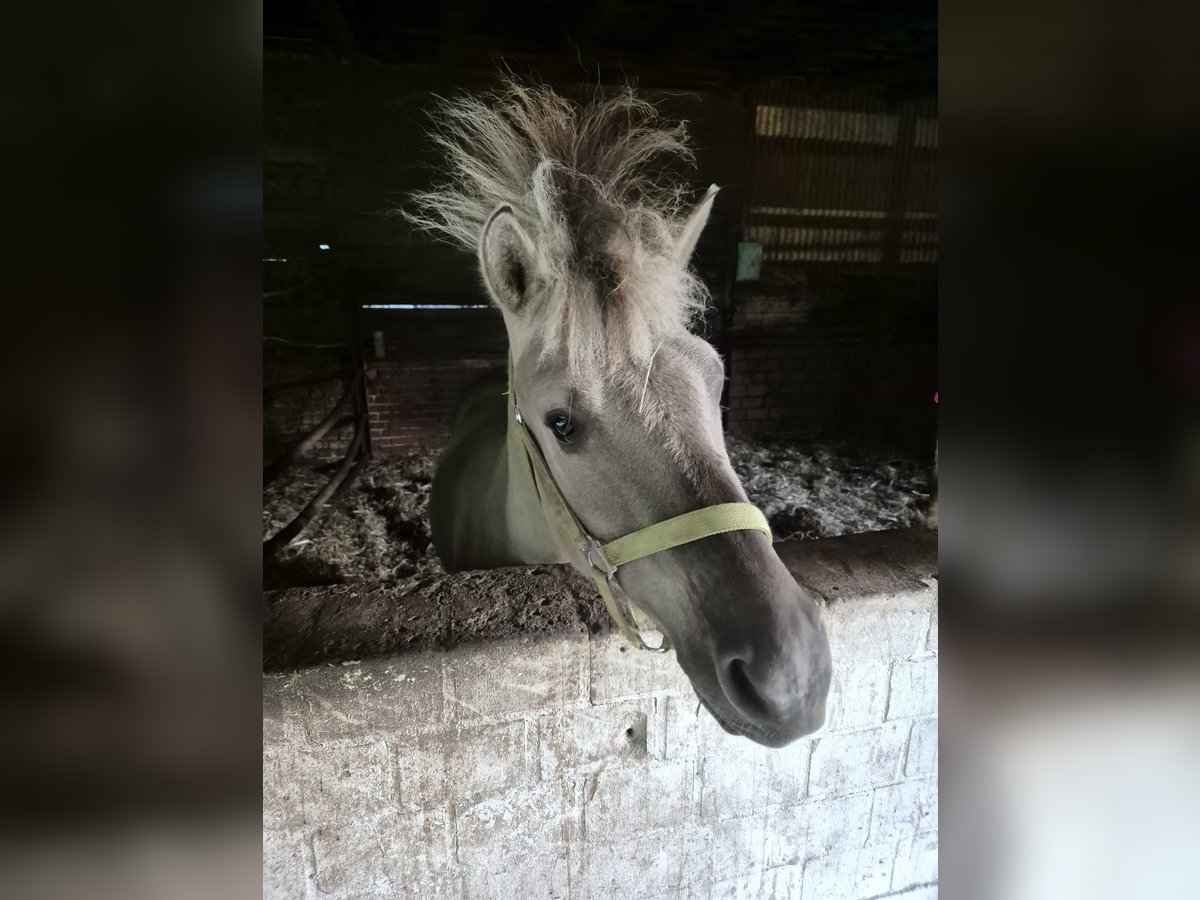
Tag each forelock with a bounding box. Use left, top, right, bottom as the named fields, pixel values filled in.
left=404, top=78, right=711, bottom=394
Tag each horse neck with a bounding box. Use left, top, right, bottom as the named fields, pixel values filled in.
left=499, top=354, right=570, bottom=566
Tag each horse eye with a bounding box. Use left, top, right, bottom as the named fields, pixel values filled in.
left=544, top=410, right=577, bottom=443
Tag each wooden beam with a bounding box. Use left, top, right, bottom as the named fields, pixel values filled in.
left=264, top=425, right=366, bottom=556
left=263, top=368, right=362, bottom=487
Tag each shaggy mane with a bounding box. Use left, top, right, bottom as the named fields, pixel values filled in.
left=404, top=79, right=710, bottom=389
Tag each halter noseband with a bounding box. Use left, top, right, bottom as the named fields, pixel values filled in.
left=508, top=355, right=772, bottom=651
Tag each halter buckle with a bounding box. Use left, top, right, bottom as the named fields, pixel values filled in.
left=583, top=536, right=617, bottom=581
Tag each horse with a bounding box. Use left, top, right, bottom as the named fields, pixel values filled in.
left=406, top=80, right=831, bottom=747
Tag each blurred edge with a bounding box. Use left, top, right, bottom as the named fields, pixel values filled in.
left=0, top=2, right=262, bottom=899
left=941, top=0, right=1200, bottom=898
left=941, top=0, right=1199, bottom=629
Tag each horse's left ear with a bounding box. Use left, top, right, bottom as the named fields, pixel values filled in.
left=675, top=184, right=720, bottom=267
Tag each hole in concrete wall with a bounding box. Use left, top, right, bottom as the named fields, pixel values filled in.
left=624, top=714, right=648, bottom=752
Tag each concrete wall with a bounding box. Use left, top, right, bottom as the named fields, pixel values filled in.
left=263, top=549, right=938, bottom=899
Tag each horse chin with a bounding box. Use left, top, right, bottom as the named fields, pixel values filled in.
left=694, top=691, right=771, bottom=745
left=693, top=686, right=821, bottom=749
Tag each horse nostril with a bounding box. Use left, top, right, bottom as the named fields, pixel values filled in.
left=723, top=657, right=772, bottom=720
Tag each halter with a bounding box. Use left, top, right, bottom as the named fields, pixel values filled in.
left=507, top=355, right=772, bottom=651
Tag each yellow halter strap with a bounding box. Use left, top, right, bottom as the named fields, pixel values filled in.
left=508, top=355, right=771, bottom=651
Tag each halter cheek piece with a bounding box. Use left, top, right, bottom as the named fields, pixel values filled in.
left=508, top=356, right=772, bottom=652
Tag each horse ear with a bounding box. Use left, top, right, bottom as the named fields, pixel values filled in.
left=675, top=184, right=720, bottom=267
left=479, top=205, right=537, bottom=313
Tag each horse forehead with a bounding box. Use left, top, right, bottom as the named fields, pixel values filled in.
left=621, top=366, right=716, bottom=442
left=522, top=334, right=708, bottom=412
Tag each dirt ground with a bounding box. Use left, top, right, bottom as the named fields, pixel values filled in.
left=263, top=437, right=933, bottom=591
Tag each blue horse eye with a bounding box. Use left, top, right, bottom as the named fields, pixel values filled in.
left=545, top=411, right=576, bottom=442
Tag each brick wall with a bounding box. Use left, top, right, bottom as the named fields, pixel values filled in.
left=270, top=331, right=936, bottom=461
left=268, top=287, right=936, bottom=462
left=262, top=558, right=938, bottom=898
left=727, top=341, right=937, bottom=448
left=363, top=308, right=508, bottom=453
left=264, top=353, right=355, bottom=464
left=265, top=310, right=509, bottom=462
left=725, top=270, right=937, bottom=452
left=366, top=356, right=503, bottom=453
left=264, top=273, right=357, bottom=464
left=728, top=342, right=846, bottom=436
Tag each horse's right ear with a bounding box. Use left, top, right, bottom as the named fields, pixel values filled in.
left=479, top=206, right=536, bottom=314
left=674, top=184, right=720, bottom=268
